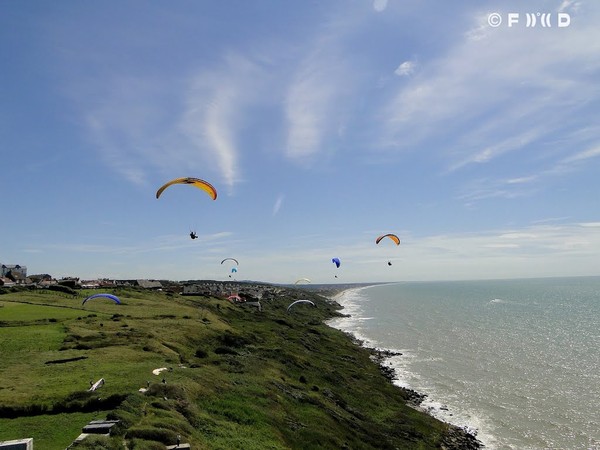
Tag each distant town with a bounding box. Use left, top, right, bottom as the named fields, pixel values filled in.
left=0, top=262, right=349, bottom=301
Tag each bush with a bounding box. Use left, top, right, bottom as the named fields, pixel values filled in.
left=49, top=284, right=77, bottom=295
left=214, top=346, right=238, bottom=355
left=72, top=435, right=123, bottom=449
left=219, top=331, right=250, bottom=348
left=125, top=427, right=178, bottom=444
left=127, top=439, right=165, bottom=450
left=194, top=348, right=208, bottom=358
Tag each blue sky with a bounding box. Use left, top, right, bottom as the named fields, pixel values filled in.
left=1, top=0, right=599, bottom=283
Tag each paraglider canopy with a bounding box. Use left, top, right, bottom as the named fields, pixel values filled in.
left=294, top=278, right=311, bottom=285
left=82, top=293, right=121, bottom=306
left=287, top=299, right=316, bottom=312
left=376, top=234, right=400, bottom=245
left=156, top=177, right=217, bottom=200
left=220, top=258, right=239, bottom=266
left=332, top=257, right=341, bottom=268
left=227, top=294, right=243, bottom=302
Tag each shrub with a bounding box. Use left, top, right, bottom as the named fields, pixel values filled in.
left=71, top=435, right=123, bottom=449
left=214, top=346, right=238, bottom=355
left=127, top=439, right=165, bottom=450
left=194, top=348, right=208, bottom=358
left=125, top=427, right=178, bottom=444
left=219, top=331, right=250, bottom=348
left=49, top=284, right=77, bottom=295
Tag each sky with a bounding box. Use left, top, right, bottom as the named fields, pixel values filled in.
left=1, top=0, right=599, bottom=284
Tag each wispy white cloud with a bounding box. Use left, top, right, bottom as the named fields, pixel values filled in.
left=394, top=60, right=416, bottom=77
left=80, top=51, right=272, bottom=191
left=373, top=0, right=388, bottom=13
left=506, top=175, right=539, bottom=185
left=284, top=19, right=357, bottom=165
left=179, top=53, right=271, bottom=190
left=181, top=82, right=240, bottom=189
left=561, top=145, right=600, bottom=164
left=448, top=129, right=543, bottom=172
left=285, top=57, right=345, bottom=163
left=272, top=193, right=285, bottom=216
left=379, top=2, right=600, bottom=177
left=369, top=2, right=600, bottom=207
left=558, top=0, right=582, bottom=13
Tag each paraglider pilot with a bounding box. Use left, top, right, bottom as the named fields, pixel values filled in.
left=190, top=231, right=198, bottom=239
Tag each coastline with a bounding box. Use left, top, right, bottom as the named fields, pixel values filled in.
left=2, top=282, right=486, bottom=448
left=326, top=286, right=483, bottom=449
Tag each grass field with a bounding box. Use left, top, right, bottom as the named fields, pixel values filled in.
left=0, top=285, right=470, bottom=449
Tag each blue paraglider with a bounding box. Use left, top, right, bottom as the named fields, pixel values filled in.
left=82, top=293, right=121, bottom=306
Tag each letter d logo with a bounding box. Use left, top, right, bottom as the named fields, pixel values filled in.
left=558, top=13, right=571, bottom=27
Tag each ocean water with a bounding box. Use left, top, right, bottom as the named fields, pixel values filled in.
left=328, top=277, right=600, bottom=449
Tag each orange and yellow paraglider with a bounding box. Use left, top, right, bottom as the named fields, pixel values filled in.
left=376, top=233, right=400, bottom=266
left=375, top=234, right=400, bottom=246
left=156, top=177, right=217, bottom=200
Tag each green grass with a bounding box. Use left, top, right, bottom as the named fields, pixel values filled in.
left=0, top=286, right=462, bottom=449
left=0, top=412, right=100, bottom=449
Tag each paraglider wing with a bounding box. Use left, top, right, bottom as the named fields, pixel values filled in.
left=156, top=177, right=217, bottom=200
left=332, top=257, right=341, bottom=268
left=82, top=293, right=121, bottom=306
left=220, top=258, right=239, bottom=266
left=287, top=299, right=316, bottom=312
left=375, top=234, right=400, bottom=245
left=231, top=268, right=238, bottom=273
left=294, top=278, right=311, bottom=285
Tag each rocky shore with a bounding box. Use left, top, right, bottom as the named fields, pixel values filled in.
left=370, top=349, right=482, bottom=450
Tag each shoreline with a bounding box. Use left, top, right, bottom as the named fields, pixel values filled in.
left=326, top=286, right=484, bottom=449
left=2, top=281, right=486, bottom=448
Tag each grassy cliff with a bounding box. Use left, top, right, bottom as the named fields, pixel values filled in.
left=0, top=284, right=480, bottom=449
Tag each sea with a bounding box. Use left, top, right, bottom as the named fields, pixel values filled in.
left=327, top=277, right=600, bottom=450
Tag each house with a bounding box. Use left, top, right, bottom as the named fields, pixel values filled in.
left=1, top=264, right=27, bottom=281
left=0, top=277, right=15, bottom=287
left=135, top=279, right=163, bottom=289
